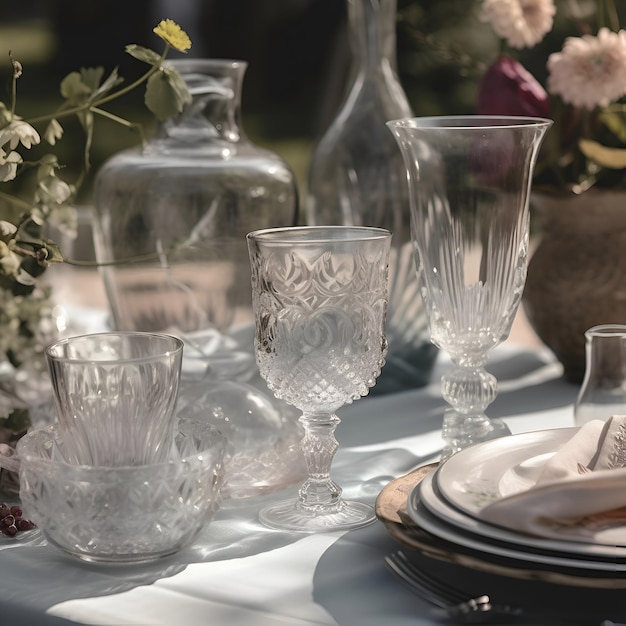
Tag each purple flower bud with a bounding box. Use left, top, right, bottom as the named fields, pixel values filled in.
left=477, top=56, right=550, bottom=118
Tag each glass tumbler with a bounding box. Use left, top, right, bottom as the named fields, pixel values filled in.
left=45, top=331, right=184, bottom=466
left=574, top=324, right=626, bottom=426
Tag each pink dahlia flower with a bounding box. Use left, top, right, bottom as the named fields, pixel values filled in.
left=480, top=0, right=555, bottom=50
left=547, top=28, right=626, bottom=110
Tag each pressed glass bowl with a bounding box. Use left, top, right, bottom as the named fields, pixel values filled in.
left=177, top=378, right=307, bottom=498
left=17, top=423, right=226, bottom=563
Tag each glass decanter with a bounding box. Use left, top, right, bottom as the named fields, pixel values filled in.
left=93, top=59, right=298, bottom=380
left=306, top=0, right=437, bottom=394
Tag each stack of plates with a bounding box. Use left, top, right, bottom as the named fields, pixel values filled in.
left=383, top=427, right=626, bottom=580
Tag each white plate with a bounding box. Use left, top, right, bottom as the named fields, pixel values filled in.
left=414, top=468, right=626, bottom=561
left=409, top=472, right=626, bottom=572
left=436, top=428, right=576, bottom=516
left=433, top=427, right=626, bottom=548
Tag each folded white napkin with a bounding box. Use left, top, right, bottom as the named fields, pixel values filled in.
left=480, top=416, right=626, bottom=545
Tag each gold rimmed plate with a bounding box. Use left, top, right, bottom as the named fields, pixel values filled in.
left=376, top=463, right=626, bottom=589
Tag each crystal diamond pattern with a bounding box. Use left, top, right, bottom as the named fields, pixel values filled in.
left=251, top=248, right=388, bottom=413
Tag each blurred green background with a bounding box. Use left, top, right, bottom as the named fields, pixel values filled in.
left=1, top=0, right=499, bottom=204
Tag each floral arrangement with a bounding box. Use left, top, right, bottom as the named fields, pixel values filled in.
left=477, top=0, right=626, bottom=194
left=0, top=19, right=192, bottom=461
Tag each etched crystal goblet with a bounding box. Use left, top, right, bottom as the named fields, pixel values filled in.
left=247, top=226, right=391, bottom=532
left=387, top=116, right=552, bottom=459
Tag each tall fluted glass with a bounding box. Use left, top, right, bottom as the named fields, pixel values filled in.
left=387, top=116, right=552, bottom=458
left=247, top=226, right=391, bottom=531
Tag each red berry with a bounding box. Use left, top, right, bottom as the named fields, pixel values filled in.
left=16, top=518, right=35, bottom=531
left=0, top=502, right=35, bottom=536
left=2, top=525, right=17, bottom=537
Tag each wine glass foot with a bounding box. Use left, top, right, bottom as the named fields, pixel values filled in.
left=440, top=413, right=511, bottom=461
left=258, top=498, right=376, bottom=532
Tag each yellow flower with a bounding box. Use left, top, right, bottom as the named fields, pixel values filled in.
left=153, top=20, right=191, bottom=53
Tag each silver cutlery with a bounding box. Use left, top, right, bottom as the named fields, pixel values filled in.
left=384, top=550, right=621, bottom=625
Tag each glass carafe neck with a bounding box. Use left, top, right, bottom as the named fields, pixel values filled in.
left=155, top=59, right=246, bottom=145
left=584, top=325, right=626, bottom=383
left=348, top=0, right=398, bottom=75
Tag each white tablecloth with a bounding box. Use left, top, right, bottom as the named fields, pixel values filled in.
left=1, top=344, right=580, bottom=626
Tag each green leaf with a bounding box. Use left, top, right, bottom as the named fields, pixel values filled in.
left=43, top=241, right=64, bottom=263
left=145, top=68, right=191, bottom=122
left=59, top=72, right=92, bottom=105
left=60, top=67, right=115, bottom=108
left=579, top=138, right=626, bottom=169
left=126, top=45, right=162, bottom=66
left=78, top=67, right=105, bottom=93
left=91, top=66, right=123, bottom=99
left=598, top=110, right=626, bottom=143
left=167, top=67, right=192, bottom=106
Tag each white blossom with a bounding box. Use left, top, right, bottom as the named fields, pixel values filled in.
left=547, top=28, right=626, bottom=109
left=0, top=104, right=11, bottom=126
left=481, top=0, right=555, bottom=49
left=43, top=118, right=63, bottom=146
left=0, top=149, right=22, bottom=182
left=0, top=241, right=20, bottom=277
left=0, top=120, right=40, bottom=150
left=35, top=174, right=73, bottom=207
left=0, top=220, right=17, bottom=239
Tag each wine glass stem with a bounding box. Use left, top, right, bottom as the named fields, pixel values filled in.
left=297, top=412, right=343, bottom=511
left=441, top=361, right=496, bottom=414
left=439, top=362, right=511, bottom=459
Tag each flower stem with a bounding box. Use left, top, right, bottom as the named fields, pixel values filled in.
left=0, top=190, right=31, bottom=211
left=86, top=45, right=170, bottom=108
left=10, top=71, right=16, bottom=119
left=91, top=107, right=146, bottom=144
left=25, top=46, right=170, bottom=127
left=598, top=0, right=620, bottom=31
left=62, top=252, right=163, bottom=267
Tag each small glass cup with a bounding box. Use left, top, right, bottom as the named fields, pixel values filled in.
left=574, top=324, right=626, bottom=427
left=45, top=331, right=184, bottom=466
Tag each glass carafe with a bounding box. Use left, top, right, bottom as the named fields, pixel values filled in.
left=574, top=324, right=626, bottom=426
left=305, top=0, right=437, bottom=394
left=93, top=59, right=298, bottom=380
